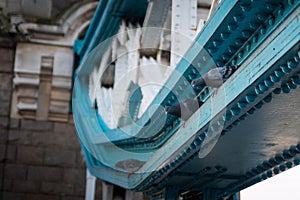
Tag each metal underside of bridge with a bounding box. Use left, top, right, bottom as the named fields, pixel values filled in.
left=73, top=0, right=300, bottom=199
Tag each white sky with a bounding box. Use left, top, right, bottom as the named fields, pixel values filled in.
left=241, top=165, right=300, bottom=200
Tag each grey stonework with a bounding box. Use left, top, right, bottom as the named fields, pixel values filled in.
left=0, top=44, right=94, bottom=200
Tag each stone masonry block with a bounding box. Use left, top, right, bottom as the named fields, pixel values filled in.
left=2, top=192, right=24, bottom=200
left=21, top=119, right=53, bottom=131
left=31, top=131, right=80, bottom=149
left=0, top=60, right=13, bottom=73
left=0, top=129, right=8, bottom=144
left=0, top=144, right=5, bottom=161
left=0, top=89, right=11, bottom=102
left=41, top=182, right=74, bottom=195
left=6, top=145, right=17, bottom=161
left=63, top=168, right=85, bottom=185
left=63, top=168, right=85, bottom=196
left=8, top=130, right=32, bottom=145
left=54, top=122, right=76, bottom=133
left=61, top=196, right=85, bottom=200
left=9, top=118, right=20, bottom=129
left=0, top=101, right=10, bottom=116
left=0, top=73, right=12, bottom=90
left=26, top=194, right=60, bottom=200
left=0, top=117, right=9, bottom=128
left=27, top=166, right=62, bottom=182
left=2, top=179, right=13, bottom=191
left=0, top=48, right=14, bottom=62
left=16, top=145, right=43, bottom=164
left=4, top=164, right=27, bottom=180
left=44, top=148, right=76, bottom=167
left=12, top=180, right=40, bottom=193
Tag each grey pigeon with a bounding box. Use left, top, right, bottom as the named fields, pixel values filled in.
left=191, top=65, right=239, bottom=88
left=165, top=98, right=203, bottom=121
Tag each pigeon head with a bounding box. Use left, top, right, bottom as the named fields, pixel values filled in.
left=165, top=105, right=181, bottom=118
left=191, top=79, right=197, bottom=87
left=191, top=77, right=206, bottom=88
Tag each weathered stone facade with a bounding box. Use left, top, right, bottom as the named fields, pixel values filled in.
left=0, top=41, right=98, bottom=199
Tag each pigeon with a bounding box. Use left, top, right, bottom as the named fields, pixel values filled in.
left=115, top=159, right=145, bottom=173
left=165, top=98, right=204, bottom=121
left=191, top=65, right=239, bottom=88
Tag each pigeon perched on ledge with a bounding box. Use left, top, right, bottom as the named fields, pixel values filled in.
left=191, top=65, right=239, bottom=88
left=165, top=98, right=204, bottom=121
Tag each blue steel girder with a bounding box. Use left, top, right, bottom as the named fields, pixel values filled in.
left=72, top=0, right=300, bottom=196
left=142, top=15, right=300, bottom=200
left=136, top=1, right=300, bottom=194
left=108, top=0, right=300, bottom=150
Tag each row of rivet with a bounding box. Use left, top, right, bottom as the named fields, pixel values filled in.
left=196, top=2, right=281, bottom=105
left=146, top=48, right=300, bottom=192
left=141, top=67, right=300, bottom=192
left=136, top=1, right=299, bottom=192
left=173, top=48, right=300, bottom=194
left=221, top=157, right=300, bottom=197
left=149, top=0, right=300, bottom=195
left=229, top=1, right=293, bottom=67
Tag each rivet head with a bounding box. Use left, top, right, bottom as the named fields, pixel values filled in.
left=264, top=78, right=274, bottom=87
left=268, top=17, right=275, bottom=25
left=238, top=51, right=244, bottom=59
left=252, top=35, right=258, bottom=43
left=281, top=85, right=290, bottom=93
left=292, top=76, right=300, bottom=85
left=220, top=32, right=230, bottom=39
left=227, top=24, right=237, bottom=32
left=233, top=15, right=244, bottom=22
left=247, top=108, right=256, bottom=115
left=263, top=94, right=272, bottom=103
left=231, top=107, right=240, bottom=116
left=278, top=8, right=284, bottom=16
left=231, top=59, right=237, bottom=66
left=245, top=94, right=256, bottom=102
left=286, top=162, right=293, bottom=169
left=279, top=164, right=286, bottom=171
left=260, top=27, right=266, bottom=35
left=258, top=83, right=268, bottom=92
left=213, top=40, right=221, bottom=47
left=273, top=167, right=280, bottom=174
left=273, top=88, right=281, bottom=94
left=287, top=60, right=297, bottom=69
left=232, top=120, right=239, bottom=126
left=246, top=43, right=251, bottom=51
left=287, top=81, right=297, bottom=90
left=237, top=101, right=247, bottom=108
left=240, top=3, right=251, bottom=12
left=294, top=55, right=300, bottom=63
left=274, top=69, right=284, bottom=77
left=267, top=170, right=273, bottom=177
left=255, top=101, right=264, bottom=109
left=255, top=87, right=263, bottom=94
left=294, top=159, right=300, bottom=165
left=270, top=74, right=280, bottom=83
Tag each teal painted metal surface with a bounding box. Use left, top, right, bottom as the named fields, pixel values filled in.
left=73, top=0, right=300, bottom=198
